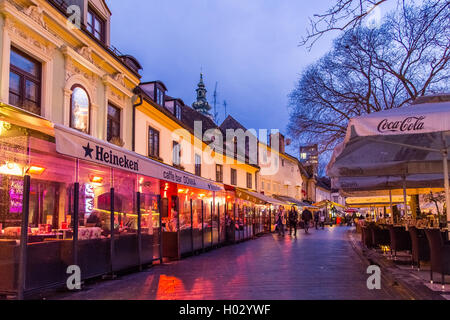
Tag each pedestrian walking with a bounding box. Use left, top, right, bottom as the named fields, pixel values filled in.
left=277, top=211, right=285, bottom=236
left=319, top=210, right=326, bottom=229
left=314, top=211, right=320, bottom=230
left=302, top=207, right=313, bottom=234
left=288, top=207, right=298, bottom=238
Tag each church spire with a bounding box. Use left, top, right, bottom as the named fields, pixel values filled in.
left=193, top=72, right=212, bottom=117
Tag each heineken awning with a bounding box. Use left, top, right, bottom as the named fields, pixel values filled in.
left=54, top=124, right=224, bottom=192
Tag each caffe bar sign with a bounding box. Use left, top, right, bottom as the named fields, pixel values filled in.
left=54, top=125, right=223, bottom=191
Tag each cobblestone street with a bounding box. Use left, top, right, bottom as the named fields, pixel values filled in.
left=47, top=227, right=406, bottom=300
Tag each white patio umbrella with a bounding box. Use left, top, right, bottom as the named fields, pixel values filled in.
left=327, top=100, right=450, bottom=228
left=331, top=174, right=448, bottom=191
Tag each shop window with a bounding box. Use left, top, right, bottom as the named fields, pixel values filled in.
left=24, top=140, right=77, bottom=245
left=138, top=176, right=160, bottom=262
left=246, top=173, right=252, bottom=189
left=172, top=141, right=181, bottom=166
left=195, top=154, right=201, bottom=176
left=148, top=126, right=160, bottom=159
left=216, top=164, right=223, bottom=183
left=231, top=168, right=237, bottom=186
left=87, top=7, right=106, bottom=42
left=9, top=48, right=41, bottom=115
left=70, top=85, right=90, bottom=134
left=107, top=104, right=121, bottom=142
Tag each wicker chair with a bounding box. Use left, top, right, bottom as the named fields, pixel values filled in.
left=371, top=225, right=390, bottom=248
left=361, top=224, right=373, bottom=248
left=408, top=226, right=430, bottom=270
left=387, top=225, right=412, bottom=259
left=425, top=229, right=450, bottom=288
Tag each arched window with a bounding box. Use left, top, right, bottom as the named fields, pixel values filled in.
left=70, top=85, right=90, bottom=134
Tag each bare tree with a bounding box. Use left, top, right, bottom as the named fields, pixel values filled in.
left=301, top=0, right=393, bottom=48
left=300, top=0, right=447, bottom=48
left=423, top=191, right=445, bottom=215
left=289, top=1, right=450, bottom=154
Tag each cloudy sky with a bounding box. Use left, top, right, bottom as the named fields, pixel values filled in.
left=107, top=0, right=391, bottom=155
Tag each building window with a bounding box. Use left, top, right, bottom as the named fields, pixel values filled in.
left=246, top=173, right=252, bottom=189
left=107, top=104, right=121, bottom=142
left=9, top=48, right=41, bottom=115
left=282, top=159, right=285, bottom=167
left=173, top=141, right=181, bottom=166
left=195, top=154, right=201, bottom=176
left=70, top=85, right=90, bottom=134
left=156, top=88, right=164, bottom=106
left=175, top=103, right=182, bottom=120
left=231, top=169, right=237, bottom=186
left=148, top=126, right=160, bottom=158
left=87, top=7, right=105, bottom=42
left=262, top=181, right=265, bottom=190
left=216, top=164, right=223, bottom=183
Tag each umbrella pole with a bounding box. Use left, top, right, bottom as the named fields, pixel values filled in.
left=389, top=189, right=394, bottom=224
left=403, top=175, right=408, bottom=219
left=442, top=150, right=450, bottom=235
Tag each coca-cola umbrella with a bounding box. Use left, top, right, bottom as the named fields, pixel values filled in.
left=327, top=100, right=450, bottom=229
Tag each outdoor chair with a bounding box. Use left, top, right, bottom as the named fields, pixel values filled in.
left=387, top=225, right=412, bottom=259
left=408, top=226, right=430, bottom=270
left=361, top=224, right=373, bottom=248
left=371, top=225, right=390, bottom=248
left=425, top=229, right=450, bottom=288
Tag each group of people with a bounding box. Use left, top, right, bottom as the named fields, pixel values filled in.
left=275, top=207, right=327, bottom=237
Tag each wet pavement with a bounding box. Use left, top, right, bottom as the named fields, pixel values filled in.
left=48, top=226, right=406, bottom=300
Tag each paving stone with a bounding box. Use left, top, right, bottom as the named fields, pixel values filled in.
left=45, top=227, right=406, bottom=300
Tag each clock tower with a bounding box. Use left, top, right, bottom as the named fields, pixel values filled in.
left=193, top=73, right=212, bottom=118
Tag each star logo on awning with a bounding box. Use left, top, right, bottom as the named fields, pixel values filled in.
left=83, top=143, right=94, bottom=159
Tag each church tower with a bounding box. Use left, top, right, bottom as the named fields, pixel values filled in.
left=192, top=73, right=212, bottom=117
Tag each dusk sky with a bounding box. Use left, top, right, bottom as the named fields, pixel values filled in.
left=107, top=0, right=391, bottom=155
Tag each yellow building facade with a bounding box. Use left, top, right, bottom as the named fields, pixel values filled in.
left=134, top=86, right=259, bottom=192
left=0, top=0, right=140, bottom=148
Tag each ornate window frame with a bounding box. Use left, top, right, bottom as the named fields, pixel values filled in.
left=69, top=84, right=91, bottom=134
left=0, top=16, right=56, bottom=119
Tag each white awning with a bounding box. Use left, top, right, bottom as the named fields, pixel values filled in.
left=328, top=101, right=450, bottom=177
left=54, top=124, right=224, bottom=192
left=327, top=100, right=450, bottom=226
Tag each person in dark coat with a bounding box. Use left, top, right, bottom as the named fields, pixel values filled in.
left=288, top=207, right=298, bottom=238
left=275, top=210, right=285, bottom=236
left=314, top=211, right=320, bottom=230
left=302, top=208, right=313, bottom=234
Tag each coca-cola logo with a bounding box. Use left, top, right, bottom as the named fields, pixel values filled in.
left=377, top=116, right=425, bottom=133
